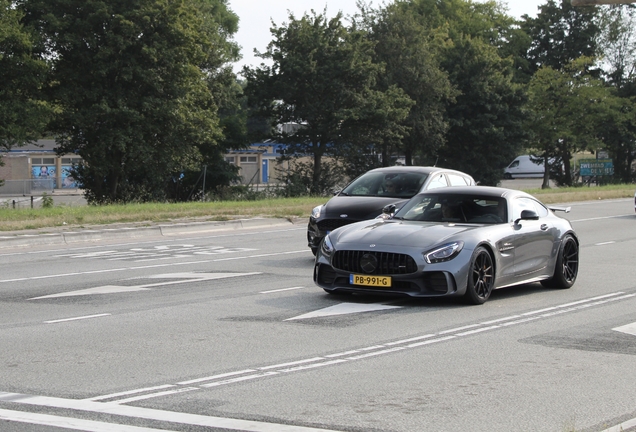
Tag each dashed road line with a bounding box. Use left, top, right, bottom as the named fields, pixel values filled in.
left=44, top=314, right=111, bottom=324
left=87, top=291, right=635, bottom=405
left=0, top=250, right=308, bottom=284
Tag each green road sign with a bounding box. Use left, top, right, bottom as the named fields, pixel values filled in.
left=579, top=159, right=614, bottom=176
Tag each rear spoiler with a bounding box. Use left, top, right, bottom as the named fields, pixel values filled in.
left=549, top=205, right=571, bottom=213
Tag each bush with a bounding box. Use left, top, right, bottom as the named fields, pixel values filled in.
left=41, top=192, right=54, bottom=208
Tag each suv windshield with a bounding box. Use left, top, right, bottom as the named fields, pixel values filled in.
left=341, top=172, right=429, bottom=198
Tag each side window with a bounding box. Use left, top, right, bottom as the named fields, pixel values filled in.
left=447, top=174, right=469, bottom=186
left=509, top=161, right=519, bottom=168
left=512, top=197, right=547, bottom=221
left=530, top=200, right=549, bottom=217
left=426, top=173, right=448, bottom=190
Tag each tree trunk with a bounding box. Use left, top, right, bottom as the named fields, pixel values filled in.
left=312, top=147, right=322, bottom=195
left=405, top=150, right=413, bottom=166
left=542, top=155, right=550, bottom=189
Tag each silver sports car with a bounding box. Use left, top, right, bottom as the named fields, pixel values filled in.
left=313, top=186, right=579, bottom=304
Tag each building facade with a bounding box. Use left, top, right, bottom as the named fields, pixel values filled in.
left=0, top=140, right=82, bottom=195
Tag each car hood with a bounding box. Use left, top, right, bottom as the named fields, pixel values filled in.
left=322, top=196, right=409, bottom=220
left=331, top=220, right=481, bottom=249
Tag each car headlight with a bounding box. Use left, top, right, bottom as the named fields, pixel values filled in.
left=424, top=241, right=464, bottom=264
left=311, top=205, right=323, bottom=219
left=321, top=234, right=335, bottom=256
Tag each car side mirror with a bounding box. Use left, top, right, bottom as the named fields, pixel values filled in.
left=382, top=204, right=396, bottom=215
left=514, top=209, right=539, bottom=225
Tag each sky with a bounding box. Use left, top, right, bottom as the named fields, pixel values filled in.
left=227, top=0, right=546, bottom=72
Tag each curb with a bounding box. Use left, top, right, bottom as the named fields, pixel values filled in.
left=0, top=217, right=308, bottom=249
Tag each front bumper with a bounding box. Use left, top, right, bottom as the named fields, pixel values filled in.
left=314, top=262, right=459, bottom=297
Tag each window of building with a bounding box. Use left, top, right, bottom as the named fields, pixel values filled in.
left=31, top=158, right=55, bottom=165
left=61, top=158, right=82, bottom=164
left=240, top=156, right=257, bottom=163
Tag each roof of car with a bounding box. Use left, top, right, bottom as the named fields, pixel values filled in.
left=368, top=166, right=473, bottom=176
left=417, top=185, right=532, bottom=199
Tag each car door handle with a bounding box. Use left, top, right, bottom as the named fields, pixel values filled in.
left=541, top=224, right=548, bottom=231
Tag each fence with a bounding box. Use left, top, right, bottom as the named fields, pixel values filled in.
left=0, top=179, right=58, bottom=195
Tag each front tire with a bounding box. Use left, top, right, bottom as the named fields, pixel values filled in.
left=464, top=247, right=495, bottom=305
left=541, top=235, right=578, bottom=289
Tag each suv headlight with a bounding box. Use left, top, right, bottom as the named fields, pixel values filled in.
left=311, top=205, right=323, bottom=219
left=424, top=242, right=464, bottom=264
left=321, top=235, right=335, bottom=256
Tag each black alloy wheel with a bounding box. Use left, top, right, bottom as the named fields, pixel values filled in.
left=541, top=235, right=579, bottom=289
left=465, top=246, right=495, bottom=305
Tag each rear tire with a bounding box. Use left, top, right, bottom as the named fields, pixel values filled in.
left=541, top=235, right=578, bottom=289
left=464, top=247, right=495, bottom=305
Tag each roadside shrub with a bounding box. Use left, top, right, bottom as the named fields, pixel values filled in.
left=41, top=193, right=54, bottom=208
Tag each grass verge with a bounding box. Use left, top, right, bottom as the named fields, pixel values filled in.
left=0, top=184, right=633, bottom=232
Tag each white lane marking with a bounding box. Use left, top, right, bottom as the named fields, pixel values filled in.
left=214, top=250, right=309, bottom=261
left=385, top=334, right=436, bottom=346
left=595, top=241, right=616, bottom=246
left=201, top=372, right=279, bottom=388
left=612, top=322, right=636, bottom=336
left=571, top=214, right=633, bottom=222
left=0, top=408, right=175, bottom=432
left=0, top=227, right=306, bottom=257
left=88, top=292, right=636, bottom=404
left=29, top=272, right=261, bottom=300
left=177, top=369, right=257, bottom=386
left=260, top=286, right=305, bottom=294
left=0, top=250, right=308, bottom=285
left=0, top=392, right=342, bottom=432
left=601, top=416, right=636, bottom=432
left=113, top=387, right=199, bottom=404
left=439, top=323, right=480, bottom=334
left=44, top=314, right=111, bottom=324
left=86, top=384, right=177, bottom=402
left=37, top=286, right=152, bottom=299
left=456, top=325, right=500, bottom=336
left=259, top=358, right=324, bottom=371
left=285, top=302, right=403, bottom=321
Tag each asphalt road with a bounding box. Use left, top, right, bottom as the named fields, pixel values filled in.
left=0, top=198, right=635, bottom=432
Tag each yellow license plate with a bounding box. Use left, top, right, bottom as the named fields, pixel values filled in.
left=349, top=274, right=392, bottom=287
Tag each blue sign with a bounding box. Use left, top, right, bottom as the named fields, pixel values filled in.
left=579, top=159, right=614, bottom=176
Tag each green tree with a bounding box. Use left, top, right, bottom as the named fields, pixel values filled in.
left=526, top=57, right=612, bottom=187
left=597, top=5, right=636, bottom=88
left=243, top=9, right=411, bottom=194
left=437, top=35, right=527, bottom=185
left=404, top=0, right=527, bottom=185
left=0, top=0, right=50, bottom=179
left=521, top=0, right=601, bottom=73
left=19, top=0, right=239, bottom=203
left=596, top=5, right=636, bottom=182
left=357, top=2, right=455, bottom=167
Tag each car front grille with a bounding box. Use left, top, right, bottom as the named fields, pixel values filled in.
left=317, top=219, right=354, bottom=232
left=332, top=250, right=417, bottom=275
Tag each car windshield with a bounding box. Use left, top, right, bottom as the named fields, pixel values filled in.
left=341, top=172, right=429, bottom=198
left=396, top=194, right=507, bottom=224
